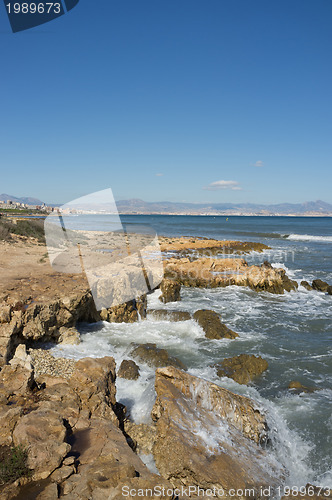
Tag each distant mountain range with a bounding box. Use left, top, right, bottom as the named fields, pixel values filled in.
left=115, top=199, right=332, bottom=216
left=1, top=193, right=332, bottom=215
left=0, top=193, right=44, bottom=206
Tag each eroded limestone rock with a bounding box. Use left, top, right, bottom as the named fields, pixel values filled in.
left=131, top=343, right=187, bottom=370
left=118, top=360, right=140, bottom=380
left=152, top=366, right=282, bottom=497
left=159, top=279, right=181, bottom=303
left=164, top=257, right=298, bottom=294
left=193, top=310, right=239, bottom=340
left=147, top=309, right=191, bottom=321
left=216, top=354, right=268, bottom=385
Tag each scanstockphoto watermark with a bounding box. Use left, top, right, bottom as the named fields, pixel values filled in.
left=121, top=485, right=257, bottom=498
left=121, top=485, right=332, bottom=498
left=44, top=188, right=164, bottom=312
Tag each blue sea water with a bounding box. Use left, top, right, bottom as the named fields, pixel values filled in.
left=51, top=215, right=332, bottom=490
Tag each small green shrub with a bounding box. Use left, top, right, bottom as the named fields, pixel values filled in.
left=0, top=221, right=12, bottom=241
left=10, top=219, right=45, bottom=243
left=0, top=445, right=30, bottom=485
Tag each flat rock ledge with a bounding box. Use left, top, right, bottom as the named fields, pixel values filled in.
left=164, top=257, right=298, bottom=294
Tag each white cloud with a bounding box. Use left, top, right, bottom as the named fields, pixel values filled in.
left=253, top=160, right=264, bottom=167
left=156, top=173, right=163, bottom=177
left=203, top=180, right=242, bottom=191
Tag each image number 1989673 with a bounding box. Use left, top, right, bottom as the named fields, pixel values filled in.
left=3, top=0, right=79, bottom=32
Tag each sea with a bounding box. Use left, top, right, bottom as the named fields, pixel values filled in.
left=50, top=215, right=332, bottom=491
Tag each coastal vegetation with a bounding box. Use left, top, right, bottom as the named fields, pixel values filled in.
left=0, top=218, right=45, bottom=243
left=0, top=445, right=30, bottom=486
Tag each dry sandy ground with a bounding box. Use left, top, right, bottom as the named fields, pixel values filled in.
left=0, top=237, right=88, bottom=305
left=0, top=235, right=267, bottom=305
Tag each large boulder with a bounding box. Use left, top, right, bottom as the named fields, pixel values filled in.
left=288, top=381, right=318, bottom=394
left=216, top=354, right=268, bottom=385
left=68, top=357, right=117, bottom=418
left=312, top=279, right=330, bottom=292
left=301, top=281, right=313, bottom=291
left=118, top=359, right=140, bottom=380
left=59, top=417, right=174, bottom=500
left=131, top=343, right=187, bottom=370
left=58, top=326, right=81, bottom=345
left=279, top=270, right=298, bottom=293
left=100, top=295, right=147, bottom=323
left=147, top=309, right=191, bottom=321
left=0, top=363, right=35, bottom=399
left=152, top=367, right=282, bottom=496
left=159, top=279, right=181, bottom=303
left=13, top=408, right=70, bottom=480
left=9, top=344, right=32, bottom=371
left=193, top=310, right=239, bottom=340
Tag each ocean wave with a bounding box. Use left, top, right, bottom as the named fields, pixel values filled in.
left=285, top=234, right=332, bottom=242
left=231, top=230, right=284, bottom=239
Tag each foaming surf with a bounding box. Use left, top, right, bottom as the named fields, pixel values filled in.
left=49, top=214, right=332, bottom=490
left=285, top=234, right=332, bottom=243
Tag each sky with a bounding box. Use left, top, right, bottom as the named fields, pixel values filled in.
left=0, top=0, right=331, bottom=205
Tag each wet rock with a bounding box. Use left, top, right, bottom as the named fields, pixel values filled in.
left=288, top=381, right=318, bottom=394
left=147, top=309, right=191, bottom=321
left=159, top=278, right=181, bottom=303
left=0, top=291, right=98, bottom=363
left=312, top=279, right=330, bottom=292
left=216, top=354, right=268, bottom=385
left=118, top=360, right=140, bottom=380
left=131, top=343, right=187, bottom=370
left=165, top=257, right=298, bottom=294
left=0, top=292, right=147, bottom=364
left=152, top=366, right=281, bottom=495
left=327, top=285, right=332, bottom=295
left=301, top=280, right=313, bottom=291
left=58, top=326, right=80, bottom=345
left=279, top=270, right=298, bottom=292
left=193, top=310, right=239, bottom=340
left=100, top=295, right=147, bottom=323
left=160, top=237, right=270, bottom=255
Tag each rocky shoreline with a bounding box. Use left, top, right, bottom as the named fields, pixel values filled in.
left=0, top=235, right=331, bottom=499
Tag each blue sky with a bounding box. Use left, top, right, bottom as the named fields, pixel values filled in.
left=1, top=0, right=331, bottom=205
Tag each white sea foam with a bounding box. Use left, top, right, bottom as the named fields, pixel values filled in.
left=286, top=234, right=332, bottom=243
left=49, top=279, right=331, bottom=489
left=138, top=454, right=159, bottom=474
